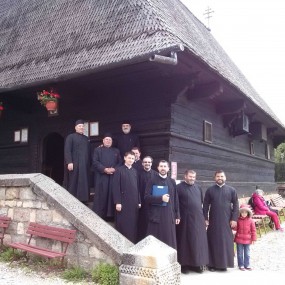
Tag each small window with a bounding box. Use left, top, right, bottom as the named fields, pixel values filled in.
left=266, top=144, right=271, bottom=160
left=250, top=142, right=255, bottom=155
left=203, top=120, right=212, bottom=143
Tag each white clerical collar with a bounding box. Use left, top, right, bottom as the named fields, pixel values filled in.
left=159, top=174, right=167, bottom=178
left=216, top=183, right=225, bottom=188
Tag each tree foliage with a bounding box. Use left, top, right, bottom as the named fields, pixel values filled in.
left=275, top=142, right=285, bottom=163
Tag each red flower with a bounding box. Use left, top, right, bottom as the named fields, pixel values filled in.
left=37, top=89, right=60, bottom=106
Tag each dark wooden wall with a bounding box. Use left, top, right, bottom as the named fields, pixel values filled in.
left=0, top=72, right=276, bottom=196
left=169, top=91, right=275, bottom=195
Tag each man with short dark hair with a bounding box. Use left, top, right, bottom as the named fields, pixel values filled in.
left=203, top=170, right=239, bottom=272
left=176, top=170, right=209, bottom=274
left=131, top=147, right=143, bottom=172
left=137, top=156, right=157, bottom=241
left=145, top=160, right=180, bottom=249
left=112, top=151, right=141, bottom=243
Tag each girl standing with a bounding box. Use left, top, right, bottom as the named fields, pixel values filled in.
left=234, top=204, right=257, bottom=270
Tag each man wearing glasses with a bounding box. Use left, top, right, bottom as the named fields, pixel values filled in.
left=137, top=156, right=158, bottom=241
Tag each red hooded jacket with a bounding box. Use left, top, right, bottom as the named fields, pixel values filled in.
left=234, top=216, right=257, bottom=244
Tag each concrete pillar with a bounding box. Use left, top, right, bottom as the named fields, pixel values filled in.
left=120, top=235, right=181, bottom=285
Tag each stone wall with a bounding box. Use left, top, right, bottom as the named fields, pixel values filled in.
left=0, top=174, right=181, bottom=284
left=0, top=173, right=132, bottom=269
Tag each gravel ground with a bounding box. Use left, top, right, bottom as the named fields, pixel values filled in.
left=1, top=223, right=284, bottom=284
left=250, top=225, right=285, bottom=271
left=0, top=262, right=95, bottom=285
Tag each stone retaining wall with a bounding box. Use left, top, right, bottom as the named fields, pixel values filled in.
left=0, top=173, right=131, bottom=269
left=0, top=174, right=181, bottom=284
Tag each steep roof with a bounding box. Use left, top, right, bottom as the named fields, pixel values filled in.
left=0, top=0, right=282, bottom=126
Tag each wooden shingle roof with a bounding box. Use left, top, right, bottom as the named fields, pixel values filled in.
left=0, top=0, right=283, bottom=126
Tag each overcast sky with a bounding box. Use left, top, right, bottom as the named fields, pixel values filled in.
left=180, top=0, right=285, bottom=125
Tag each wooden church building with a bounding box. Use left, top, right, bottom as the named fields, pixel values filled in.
left=0, top=0, right=284, bottom=195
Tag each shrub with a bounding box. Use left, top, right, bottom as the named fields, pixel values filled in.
left=0, top=247, right=24, bottom=262
left=91, top=263, right=119, bottom=285
left=62, top=266, right=89, bottom=282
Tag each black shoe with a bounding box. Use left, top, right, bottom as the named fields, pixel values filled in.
left=188, top=266, right=204, bottom=273
left=181, top=265, right=190, bottom=274
left=208, top=267, right=216, bottom=272
left=216, top=268, right=227, bottom=271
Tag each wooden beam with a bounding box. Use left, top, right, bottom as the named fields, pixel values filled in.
left=216, top=100, right=246, bottom=115
left=187, top=81, right=223, bottom=100
left=223, top=114, right=238, bottom=128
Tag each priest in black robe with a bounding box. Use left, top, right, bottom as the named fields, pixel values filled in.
left=114, top=121, right=140, bottom=160
left=131, top=147, right=144, bottom=172
left=137, top=156, right=158, bottom=241
left=203, top=170, right=239, bottom=271
left=64, top=119, right=91, bottom=203
left=176, top=170, right=209, bottom=274
left=112, top=151, right=141, bottom=243
left=145, top=160, right=180, bottom=249
left=92, top=133, right=122, bottom=220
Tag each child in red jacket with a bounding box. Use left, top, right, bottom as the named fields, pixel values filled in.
left=234, top=204, right=257, bottom=271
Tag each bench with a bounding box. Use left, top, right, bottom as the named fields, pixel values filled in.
left=238, top=197, right=270, bottom=237
left=268, top=194, right=285, bottom=221
left=8, top=222, right=76, bottom=266
left=0, top=215, right=11, bottom=248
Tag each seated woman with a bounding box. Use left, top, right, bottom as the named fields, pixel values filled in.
left=252, top=189, right=284, bottom=232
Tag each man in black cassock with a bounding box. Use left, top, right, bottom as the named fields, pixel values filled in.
left=137, top=155, right=158, bottom=241
left=64, top=119, right=91, bottom=203
left=112, top=151, right=141, bottom=243
left=131, top=147, right=144, bottom=172
left=203, top=170, right=239, bottom=271
left=115, top=121, right=140, bottom=160
left=176, top=170, right=209, bottom=274
left=145, top=160, right=180, bottom=249
left=92, top=133, right=122, bottom=220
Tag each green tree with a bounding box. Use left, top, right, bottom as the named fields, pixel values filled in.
left=275, top=142, right=285, bottom=163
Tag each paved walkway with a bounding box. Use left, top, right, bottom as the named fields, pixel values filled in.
left=1, top=223, right=284, bottom=284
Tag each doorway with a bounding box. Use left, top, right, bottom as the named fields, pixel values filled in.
left=42, top=133, right=64, bottom=185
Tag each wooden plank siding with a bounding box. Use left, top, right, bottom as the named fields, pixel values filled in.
left=0, top=72, right=277, bottom=195
left=168, top=96, right=276, bottom=195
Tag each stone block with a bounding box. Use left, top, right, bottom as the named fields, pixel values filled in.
left=120, top=236, right=181, bottom=285
left=42, top=202, right=49, bottom=209
left=14, top=208, right=30, bottom=222
left=23, top=200, right=42, bottom=209
left=0, top=187, right=5, bottom=200
left=76, top=243, right=89, bottom=257
left=4, top=200, right=17, bottom=207
left=6, top=188, right=19, bottom=200
left=17, top=222, right=25, bottom=235
left=52, top=210, right=63, bottom=223
left=35, top=209, right=52, bottom=223
left=89, top=246, right=108, bottom=259
left=30, top=209, right=36, bottom=222
left=19, top=187, right=37, bottom=200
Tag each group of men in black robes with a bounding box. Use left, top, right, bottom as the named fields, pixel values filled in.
left=177, top=169, right=239, bottom=273
left=64, top=120, right=239, bottom=274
